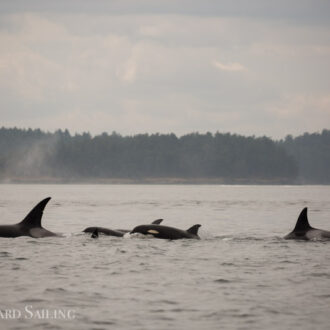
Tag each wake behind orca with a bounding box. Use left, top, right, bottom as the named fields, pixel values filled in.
left=83, top=219, right=163, bottom=237
left=130, top=224, right=201, bottom=240
left=284, top=207, right=330, bottom=240
left=0, top=197, right=57, bottom=238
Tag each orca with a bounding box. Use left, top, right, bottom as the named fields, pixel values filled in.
left=83, top=219, right=163, bottom=237
left=284, top=207, right=330, bottom=240
left=0, top=197, right=57, bottom=238
left=130, top=224, right=201, bottom=240
left=84, top=227, right=125, bottom=237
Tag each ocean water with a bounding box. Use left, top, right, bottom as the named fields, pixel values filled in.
left=0, top=184, right=330, bottom=330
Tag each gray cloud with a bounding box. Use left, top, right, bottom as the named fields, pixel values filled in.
left=1, top=0, right=330, bottom=25
left=0, top=1, right=329, bottom=138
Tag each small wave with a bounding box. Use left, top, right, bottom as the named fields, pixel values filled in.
left=213, top=235, right=234, bottom=240
left=156, top=316, right=176, bottom=321
left=93, top=320, right=117, bottom=325
left=158, top=299, right=178, bottom=305
left=316, top=294, right=330, bottom=298
left=27, top=240, right=39, bottom=244
left=235, top=313, right=255, bottom=318
left=310, top=237, right=330, bottom=242
left=214, top=278, right=231, bottom=283
left=270, top=236, right=288, bottom=242
left=31, top=322, right=62, bottom=330
left=20, top=298, right=46, bottom=303
left=170, top=308, right=199, bottom=312
left=115, top=248, right=127, bottom=254
left=61, top=233, right=73, bottom=238
left=279, top=260, right=299, bottom=264
left=229, top=236, right=266, bottom=242
left=150, top=309, right=165, bottom=313
left=309, top=272, right=330, bottom=278
left=0, top=251, right=11, bottom=257
left=44, top=288, right=67, bottom=293
left=127, top=233, right=153, bottom=239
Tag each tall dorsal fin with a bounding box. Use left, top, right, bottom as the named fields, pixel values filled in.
left=293, top=207, right=312, bottom=232
left=19, top=197, right=51, bottom=228
left=187, top=224, right=201, bottom=236
left=151, top=219, right=163, bottom=225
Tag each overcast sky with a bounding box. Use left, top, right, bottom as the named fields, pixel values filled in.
left=1, top=0, right=329, bottom=138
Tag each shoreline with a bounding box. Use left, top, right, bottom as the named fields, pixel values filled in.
left=0, top=176, right=313, bottom=185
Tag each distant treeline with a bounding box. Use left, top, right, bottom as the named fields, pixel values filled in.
left=0, top=127, right=329, bottom=184
left=279, top=131, right=330, bottom=183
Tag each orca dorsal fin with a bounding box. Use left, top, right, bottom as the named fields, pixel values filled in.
left=151, top=219, right=163, bottom=225
left=187, top=224, right=201, bottom=236
left=293, top=207, right=312, bottom=232
left=19, top=197, right=51, bottom=228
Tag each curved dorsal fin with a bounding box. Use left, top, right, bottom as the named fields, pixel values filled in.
left=151, top=219, right=163, bottom=225
left=19, top=197, right=51, bottom=228
left=187, top=224, right=201, bottom=235
left=293, top=207, right=312, bottom=232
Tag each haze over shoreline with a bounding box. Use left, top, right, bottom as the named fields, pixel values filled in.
left=0, top=127, right=329, bottom=185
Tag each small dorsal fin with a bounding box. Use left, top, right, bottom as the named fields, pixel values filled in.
left=19, top=197, right=51, bottom=228
left=151, top=219, right=163, bottom=225
left=293, top=207, right=312, bottom=232
left=91, top=228, right=99, bottom=239
left=187, top=224, right=201, bottom=236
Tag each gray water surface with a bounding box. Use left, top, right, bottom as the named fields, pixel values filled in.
left=0, top=185, right=330, bottom=330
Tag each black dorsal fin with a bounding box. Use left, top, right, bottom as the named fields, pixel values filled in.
left=187, top=224, right=201, bottom=236
left=151, top=219, right=163, bottom=225
left=293, top=207, right=312, bottom=232
left=19, top=197, right=51, bottom=228
left=91, top=228, right=99, bottom=239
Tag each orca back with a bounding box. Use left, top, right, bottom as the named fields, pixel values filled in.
left=91, top=228, right=99, bottom=239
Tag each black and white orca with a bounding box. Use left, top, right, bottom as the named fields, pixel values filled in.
left=0, top=197, right=57, bottom=238
left=285, top=207, right=330, bottom=240
left=130, top=224, right=201, bottom=240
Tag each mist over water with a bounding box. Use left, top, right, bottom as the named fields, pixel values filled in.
left=0, top=185, right=330, bottom=330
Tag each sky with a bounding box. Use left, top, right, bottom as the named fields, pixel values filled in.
left=0, top=0, right=329, bottom=139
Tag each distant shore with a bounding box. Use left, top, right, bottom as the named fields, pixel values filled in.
left=0, top=176, right=302, bottom=185
left=1, top=127, right=329, bottom=184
